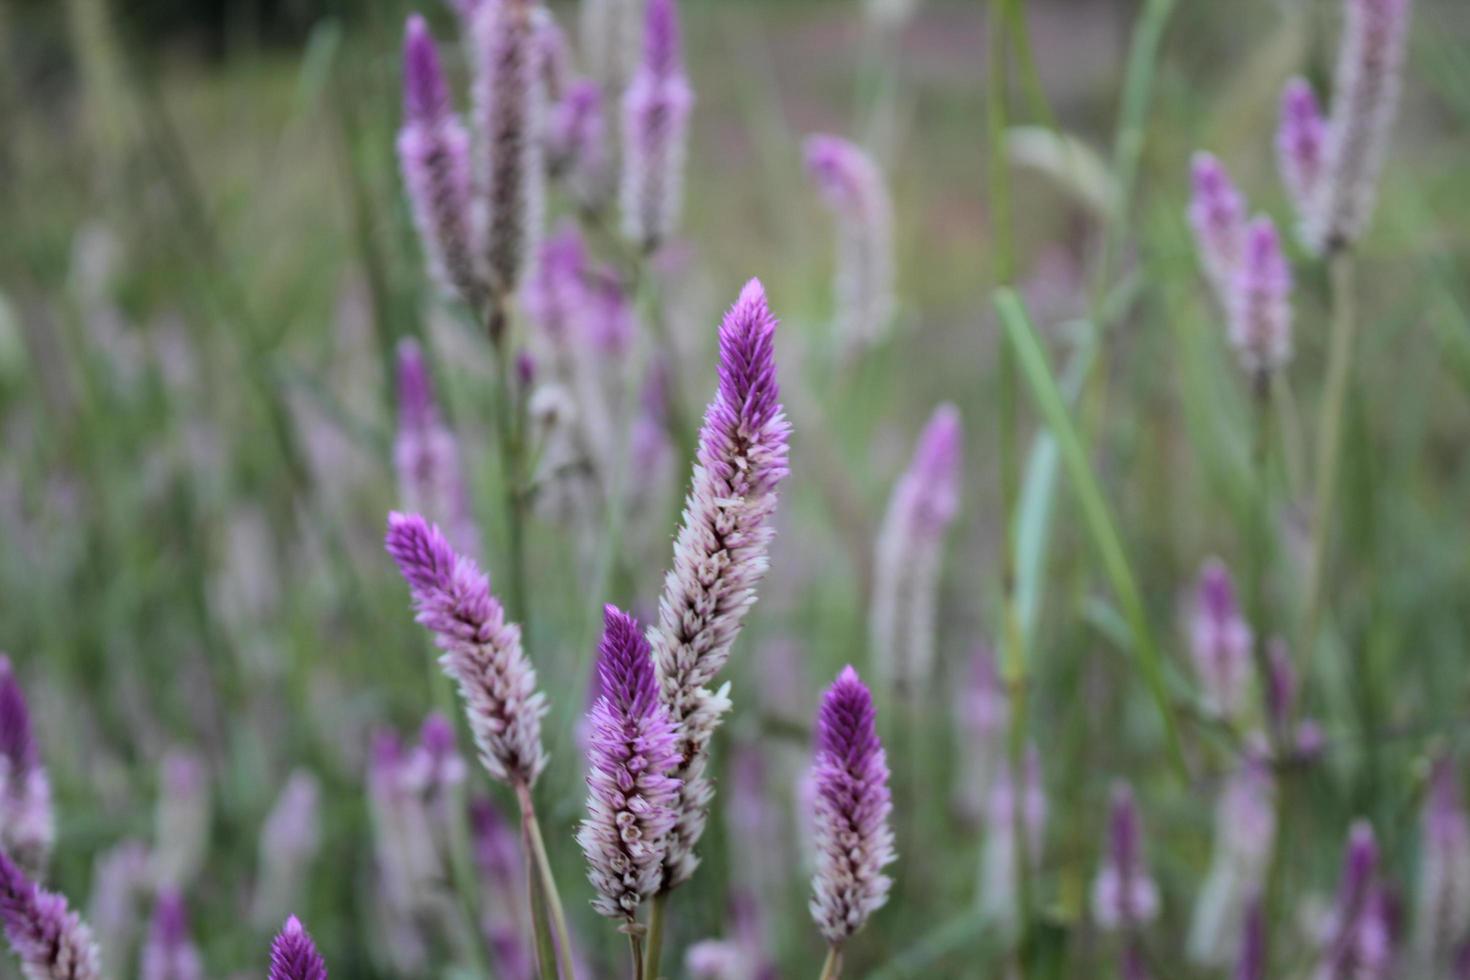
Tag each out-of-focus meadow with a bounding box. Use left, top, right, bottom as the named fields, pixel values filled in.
left=2, top=0, right=1470, bottom=976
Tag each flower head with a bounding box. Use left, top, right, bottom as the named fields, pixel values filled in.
left=1093, top=784, right=1161, bottom=931
left=1188, top=152, right=1248, bottom=303
left=578, top=606, right=682, bottom=920
left=620, top=0, right=694, bottom=251
left=0, top=658, right=51, bottom=876
left=1189, top=760, right=1277, bottom=966
left=1228, top=216, right=1293, bottom=376
left=548, top=80, right=611, bottom=208
left=394, top=339, right=481, bottom=560
left=140, top=890, right=201, bottom=980
left=1413, top=755, right=1470, bottom=969
left=1277, top=78, right=1329, bottom=219
left=398, top=15, right=485, bottom=307
left=268, top=915, right=327, bottom=980
left=804, top=134, right=895, bottom=351
left=1188, top=559, right=1253, bottom=719
left=1318, top=822, right=1381, bottom=979
left=650, top=279, right=790, bottom=888
left=0, top=848, right=102, bottom=980
left=809, top=667, right=895, bottom=945
left=385, top=512, right=548, bottom=786
left=871, top=404, right=963, bottom=694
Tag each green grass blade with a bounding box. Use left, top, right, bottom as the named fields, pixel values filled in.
left=996, top=288, right=1188, bottom=780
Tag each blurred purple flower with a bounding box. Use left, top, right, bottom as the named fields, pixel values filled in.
left=1190, top=760, right=1277, bottom=965
left=394, top=338, right=481, bottom=561
left=809, top=666, right=895, bottom=946
left=153, top=749, right=210, bottom=889
left=1317, top=821, right=1381, bottom=980
left=651, top=279, right=790, bottom=888
left=385, top=512, right=548, bottom=787
left=268, top=915, right=327, bottom=980
left=398, top=15, right=486, bottom=308
left=0, top=657, right=52, bottom=876
left=139, top=891, right=202, bottom=980
left=1093, top=784, right=1161, bottom=932
left=1227, top=216, right=1293, bottom=377
left=87, top=840, right=151, bottom=977
left=871, top=404, right=963, bottom=695
left=1188, top=559, right=1253, bottom=720
left=532, top=6, right=571, bottom=104
left=979, top=747, right=1046, bottom=936
left=804, top=133, right=896, bottom=351
left=548, top=81, right=612, bottom=209
left=252, top=771, right=322, bottom=929
left=1277, top=78, right=1329, bottom=222
left=1188, top=152, right=1247, bottom=304
left=620, top=0, right=694, bottom=251
left=1236, top=897, right=1266, bottom=980
left=1265, top=639, right=1325, bottom=762
left=0, top=847, right=102, bottom=980
left=953, top=644, right=1008, bottom=824
left=1413, top=755, right=1470, bottom=970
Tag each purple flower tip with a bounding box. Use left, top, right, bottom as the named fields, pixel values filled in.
left=151, top=890, right=189, bottom=946
left=1243, top=216, right=1290, bottom=289
left=643, top=0, right=682, bottom=79
left=716, top=278, right=782, bottom=433
left=1191, top=152, right=1232, bottom=197
left=1109, top=784, right=1141, bottom=873
left=384, top=511, right=462, bottom=598
left=911, top=403, right=963, bottom=526
left=403, top=15, right=450, bottom=124
left=818, top=666, right=880, bottom=765
left=596, top=606, right=659, bottom=717
left=395, top=338, right=434, bottom=428
left=419, top=712, right=456, bottom=757
left=269, top=915, right=327, bottom=980
left=0, top=657, right=37, bottom=774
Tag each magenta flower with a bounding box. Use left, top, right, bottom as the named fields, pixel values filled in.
left=1413, top=756, right=1470, bottom=970
left=809, top=666, right=895, bottom=946
left=1277, top=78, right=1329, bottom=221
left=394, top=338, right=481, bottom=560
left=0, top=657, right=51, bottom=876
left=1228, top=216, right=1293, bottom=376
left=1304, top=0, right=1412, bottom=253
left=1318, top=822, right=1381, bottom=979
left=1188, top=152, right=1248, bottom=304
left=0, top=848, right=102, bottom=980
left=1264, top=639, right=1326, bottom=761
left=1190, top=760, right=1277, bottom=966
left=577, top=606, right=681, bottom=920
left=804, top=134, right=896, bottom=351
left=385, top=512, right=548, bottom=787
left=1092, top=784, right=1161, bottom=931
left=548, top=80, right=611, bottom=209
left=650, top=278, right=791, bottom=888
left=398, top=15, right=485, bottom=308
left=1188, top=559, right=1253, bottom=719
left=474, top=0, right=545, bottom=295
left=871, top=404, right=963, bottom=695
left=268, top=915, right=327, bottom=980
left=140, top=891, right=201, bottom=980
left=620, top=0, right=694, bottom=251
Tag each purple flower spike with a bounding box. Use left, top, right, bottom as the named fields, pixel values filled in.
left=1305, top=0, right=1412, bottom=253
left=578, top=606, right=681, bottom=920
left=1188, top=559, right=1253, bottom=720
left=1278, top=78, right=1329, bottom=220
left=620, top=0, right=694, bottom=251
left=1236, top=897, right=1266, bottom=980
left=532, top=6, right=571, bottom=104
left=809, top=666, right=895, bottom=945
left=804, top=134, right=895, bottom=351
left=1188, top=152, right=1247, bottom=305
left=980, top=748, right=1047, bottom=935
left=0, top=848, right=102, bottom=980
left=651, top=279, right=790, bottom=889
left=1189, top=760, right=1277, bottom=965
left=1092, top=783, right=1161, bottom=931
left=398, top=15, right=486, bottom=308
left=1228, top=216, right=1293, bottom=377
left=269, top=915, right=327, bottom=980
left=1414, top=756, right=1470, bottom=969
left=1319, top=821, right=1380, bottom=979
left=385, top=512, right=548, bottom=787
left=953, top=644, right=1009, bottom=822
left=475, top=0, right=546, bottom=295
left=872, top=404, right=964, bottom=695
left=0, top=658, right=52, bottom=875
left=548, top=80, right=611, bottom=208
left=140, top=890, right=202, bottom=980
left=394, top=339, right=481, bottom=561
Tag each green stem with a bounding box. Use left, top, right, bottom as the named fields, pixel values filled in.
left=629, top=931, right=645, bottom=980
left=516, top=781, right=577, bottom=980
left=818, top=944, right=844, bottom=980
left=643, top=892, right=667, bottom=980
left=1301, top=251, right=1357, bottom=691
left=490, top=299, right=531, bottom=638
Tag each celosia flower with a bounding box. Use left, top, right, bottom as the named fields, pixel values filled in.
left=0, top=657, right=52, bottom=876
left=1188, top=152, right=1247, bottom=304
left=0, top=848, right=102, bottom=980
left=870, top=403, right=963, bottom=695
left=804, top=134, right=896, bottom=352
left=1189, top=760, right=1277, bottom=965
left=398, top=15, right=486, bottom=308
left=153, top=750, right=210, bottom=889
left=1413, top=756, right=1470, bottom=971
left=1093, top=784, right=1161, bottom=931
left=475, top=0, right=545, bottom=296
left=532, top=6, right=571, bottom=105
left=268, top=915, right=328, bottom=980
left=578, top=605, right=681, bottom=920
left=1264, top=639, right=1326, bottom=761
left=1228, top=216, right=1293, bottom=377
left=394, top=338, right=481, bottom=560
left=366, top=730, right=439, bottom=927
left=1277, top=78, right=1328, bottom=220
left=87, top=840, right=150, bottom=977
left=252, top=771, right=322, bottom=929
left=809, top=666, right=895, bottom=946
left=650, top=278, right=791, bottom=888
left=979, top=747, right=1046, bottom=936
left=385, top=513, right=548, bottom=786
left=620, top=0, right=694, bottom=251
left=548, top=80, right=611, bottom=209
left=469, top=795, right=530, bottom=975
left=1317, top=822, right=1380, bottom=980
left=953, top=644, right=1008, bottom=824
left=140, top=891, right=201, bottom=980
left=1303, top=0, right=1412, bottom=253
left=1188, top=559, right=1253, bottom=720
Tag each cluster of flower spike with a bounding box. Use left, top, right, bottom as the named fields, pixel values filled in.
left=0, top=657, right=52, bottom=877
